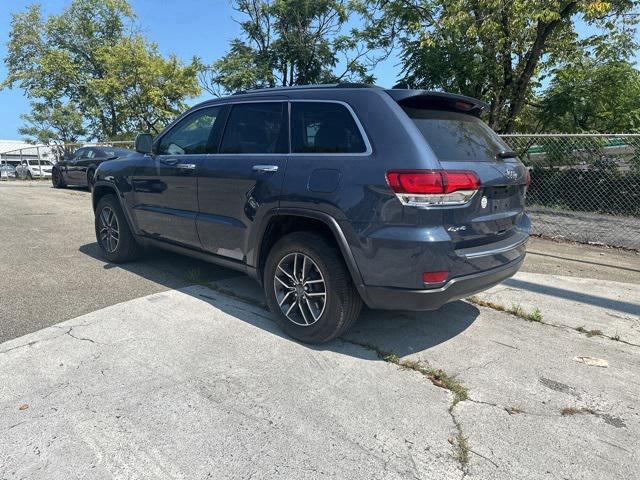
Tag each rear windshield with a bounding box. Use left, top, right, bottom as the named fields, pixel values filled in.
left=403, top=108, right=508, bottom=162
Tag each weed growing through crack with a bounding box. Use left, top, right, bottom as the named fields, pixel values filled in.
left=561, top=407, right=596, bottom=416
left=449, top=417, right=470, bottom=466
left=348, top=341, right=471, bottom=468
left=529, top=308, right=543, bottom=323
left=468, top=297, right=544, bottom=323
left=575, top=326, right=603, bottom=338
left=184, top=268, right=208, bottom=285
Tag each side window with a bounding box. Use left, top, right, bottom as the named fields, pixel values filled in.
left=291, top=102, right=366, bottom=154
left=73, top=148, right=86, bottom=160
left=158, top=106, right=222, bottom=155
left=220, top=102, right=286, bottom=154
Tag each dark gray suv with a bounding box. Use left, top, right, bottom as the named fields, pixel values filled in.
left=92, top=84, right=530, bottom=343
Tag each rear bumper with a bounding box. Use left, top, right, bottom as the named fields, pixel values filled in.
left=357, top=254, right=524, bottom=311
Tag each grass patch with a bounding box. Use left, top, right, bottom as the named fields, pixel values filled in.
left=468, top=297, right=544, bottom=323
left=449, top=417, right=470, bottom=466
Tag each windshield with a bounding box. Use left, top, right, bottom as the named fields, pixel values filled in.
left=102, top=148, right=132, bottom=158
left=403, top=108, right=509, bottom=162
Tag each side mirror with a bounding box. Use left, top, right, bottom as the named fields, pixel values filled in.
left=135, top=133, right=153, bottom=154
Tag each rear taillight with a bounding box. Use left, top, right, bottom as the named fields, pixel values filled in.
left=524, top=168, right=531, bottom=186
left=386, top=170, right=480, bottom=207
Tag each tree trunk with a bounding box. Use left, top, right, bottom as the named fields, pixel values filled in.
left=503, top=2, right=578, bottom=132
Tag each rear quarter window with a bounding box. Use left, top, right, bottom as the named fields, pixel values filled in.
left=291, top=102, right=366, bottom=154
left=403, top=108, right=508, bottom=162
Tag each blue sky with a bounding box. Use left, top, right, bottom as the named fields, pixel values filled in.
left=0, top=1, right=636, bottom=139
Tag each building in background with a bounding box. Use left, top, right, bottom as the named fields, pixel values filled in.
left=0, top=140, right=56, bottom=163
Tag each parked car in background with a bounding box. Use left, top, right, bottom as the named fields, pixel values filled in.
left=15, top=159, right=54, bottom=179
left=52, top=146, right=133, bottom=190
left=0, top=161, right=17, bottom=179
left=92, top=84, right=530, bottom=343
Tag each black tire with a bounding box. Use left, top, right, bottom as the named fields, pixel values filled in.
left=95, top=194, right=143, bottom=263
left=26, top=171, right=32, bottom=180
left=52, top=168, right=66, bottom=188
left=264, top=231, right=362, bottom=344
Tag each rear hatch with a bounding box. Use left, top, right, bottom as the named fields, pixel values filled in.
left=389, top=91, right=529, bottom=251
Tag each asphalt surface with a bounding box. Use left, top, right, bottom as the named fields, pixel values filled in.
left=1, top=180, right=640, bottom=479
left=2, top=181, right=638, bottom=344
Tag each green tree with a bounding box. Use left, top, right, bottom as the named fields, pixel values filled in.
left=19, top=100, right=87, bottom=145
left=2, top=0, right=201, bottom=140
left=201, top=0, right=375, bottom=95
left=537, top=59, right=640, bottom=133
left=360, top=0, right=638, bottom=132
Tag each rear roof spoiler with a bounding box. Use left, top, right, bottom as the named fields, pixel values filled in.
left=385, top=89, right=488, bottom=117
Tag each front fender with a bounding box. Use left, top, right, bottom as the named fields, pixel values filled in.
left=92, top=180, right=139, bottom=236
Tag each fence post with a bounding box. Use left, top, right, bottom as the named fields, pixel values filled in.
left=37, top=146, right=41, bottom=178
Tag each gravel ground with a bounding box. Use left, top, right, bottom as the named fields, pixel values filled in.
left=528, top=207, right=640, bottom=250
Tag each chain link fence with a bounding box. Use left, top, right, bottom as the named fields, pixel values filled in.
left=1, top=136, right=638, bottom=249
left=501, top=134, right=640, bottom=250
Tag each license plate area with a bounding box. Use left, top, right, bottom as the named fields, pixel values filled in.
left=487, top=185, right=518, bottom=213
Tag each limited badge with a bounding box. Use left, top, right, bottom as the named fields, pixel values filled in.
left=481, top=196, right=488, bottom=209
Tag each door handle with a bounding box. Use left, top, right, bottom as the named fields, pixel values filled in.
left=176, top=163, right=196, bottom=170
left=252, top=164, right=279, bottom=173
left=160, top=158, right=179, bottom=166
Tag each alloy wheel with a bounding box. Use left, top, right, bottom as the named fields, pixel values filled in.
left=274, top=252, right=326, bottom=326
left=98, top=206, right=120, bottom=253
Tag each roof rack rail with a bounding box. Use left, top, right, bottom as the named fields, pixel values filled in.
left=232, top=83, right=378, bottom=95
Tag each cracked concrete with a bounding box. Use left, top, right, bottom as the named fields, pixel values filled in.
left=1, top=287, right=465, bottom=480
left=473, top=271, right=640, bottom=346
left=2, top=279, right=640, bottom=479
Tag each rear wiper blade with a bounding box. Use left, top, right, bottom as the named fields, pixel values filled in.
left=496, top=150, right=517, bottom=159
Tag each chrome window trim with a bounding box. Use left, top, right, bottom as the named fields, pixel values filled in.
left=154, top=99, right=372, bottom=157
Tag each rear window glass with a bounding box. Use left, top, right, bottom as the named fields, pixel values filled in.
left=291, top=102, right=366, bottom=154
left=403, top=108, right=508, bottom=162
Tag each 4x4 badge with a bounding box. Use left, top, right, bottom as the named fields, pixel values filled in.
left=505, top=169, right=519, bottom=181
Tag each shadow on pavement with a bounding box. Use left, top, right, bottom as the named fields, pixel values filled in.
left=79, top=242, right=480, bottom=359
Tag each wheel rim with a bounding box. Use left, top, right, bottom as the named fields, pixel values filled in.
left=98, top=206, right=120, bottom=253
left=274, top=252, right=326, bottom=326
